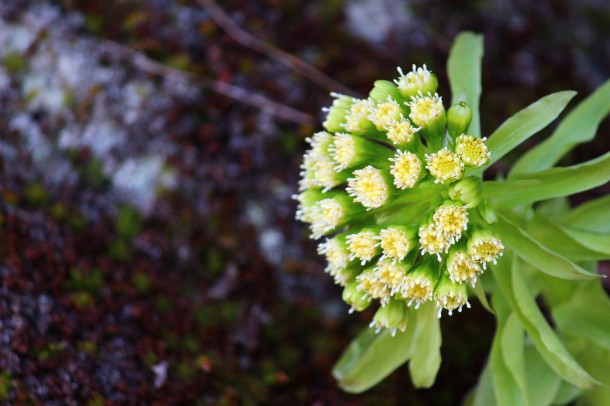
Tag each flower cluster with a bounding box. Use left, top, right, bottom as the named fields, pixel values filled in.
left=296, top=65, right=503, bottom=334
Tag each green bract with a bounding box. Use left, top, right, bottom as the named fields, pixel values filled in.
left=296, top=32, right=610, bottom=404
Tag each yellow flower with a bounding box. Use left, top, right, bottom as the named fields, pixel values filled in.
left=408, top=93, right=444, bottom=128
left=346, top=166, right=390, bottom=209
left=425, top=148, right=464, bottom=184
left=455, top=135, right=490, bottom=168
left=378, top=226, right=416, bottom=262
left=386, top=119, right=420, bottom=147
left=390, top=151, right=423, bottom=189
left=347, top=230, right=380, bottom=264
left=369, top=96, right=404, bottom=131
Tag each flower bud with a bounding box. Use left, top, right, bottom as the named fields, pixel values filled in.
left=331, top=133, right=393, bottom=171
left=448, top=176, right=482, bottom=208
left=394, top=65, right=438, bottom=99
left=433, top=272, right=470, bottom=317
left=477, top=199, right=497, bottom=224
left=322, top=93, right=354, bottom=133
left=343, top=281, right=373, bottom=312
left=447, top=101, right=473, bottom=139
left=467, top=228, right=504, bottom=266
left=369, top=80, right=405, bottom=104
left=408, top=93, right=446, bottom=148
left=371, top=299, right=410, bottom=334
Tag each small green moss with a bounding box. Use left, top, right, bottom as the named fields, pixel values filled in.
left=64, top=268, right=104, bottom=294
left=3, top=52, right=28, bottom=74
left=175, top=362, right=197, bottom=381
left=108, top=239, right=132, bottom=262
left=0, top=371, right=11, bottom=401
left=23, top=182, right=49, bottom=207
left=78, top=340, right=97, bottom=354
left=86, top=393, right=106, bottom=406
left=154, top=295, right=171, bottom=314
left=71, top=291, right=94, bottom=310
left=116, top=206, right=141, bottom=238
left=132, top=271, right=151, bottom=293
left=38, top=342, right=66, bottom=361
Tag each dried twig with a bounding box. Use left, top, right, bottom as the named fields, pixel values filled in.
left=196, top=0, right=360, bottom=98
left=98, top=40, right=316, bottom=125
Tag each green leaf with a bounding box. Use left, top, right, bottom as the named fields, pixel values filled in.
left=490, top=292, right=529, bottom=405
left=471, top=279, right=494, bottom=314
left=447, top=32, right=484, bottom=137
left=481, top=91, right=576, bottom=170
left=493, top=256, right=599, bottom=389
left=527, top=215, right=610, bottom=261
left=561, top=194, right=610, bottom=233
left=482, top=179, right=543, bottom=200
left=511, top=79, right=610, bottom=176
left=468, top=363, right=498, bottom=406
left=552, top=282, right=610, bottom=353
left=332, top=323, right=414, bottom=393
left=523, top=342, right=565, bottom=406
left=564, top=337, right=610, bottom=405
left=492, top=151, right=610, bottom=207
left=408, top=301, right=442, bottom=388
left=492, top=214, right=599, bottom=280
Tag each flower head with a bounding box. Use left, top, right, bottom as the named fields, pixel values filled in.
left=394, top=65, right=438, bottom=99
left=425, top=148, right=464, bottom=184
left=378, top=226, right=416, bottom=262
left=455, top=135, right=490, bottom=168
left=433, top=274, right=470, bottom=317
left=347, top=166, right=391, bottom=209
left=347, top=230, right=380, bottom=264
left=369, top=96, right=404, bottom=131
left=323, top=93, right=354, bottom=133
left=446, top=247, right=483, bottom=285
left=433, top=203, right=468, bottom=240
left=370, top=299, right=410, bottom=335
left=418, top=223, right=452, bottom=259
left=408, top=93, right=445, bottom=128
left=344, top=98, right=375, bottom=134
left=468, top=229, right=504, bottom=266
left=386, top=119, right=420, bottom=147
left=390, top=151, right=423, bottom=189
left=402, top=258, right=439, bottom=308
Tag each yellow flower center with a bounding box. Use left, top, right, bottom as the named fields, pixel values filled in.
left=390, top=151, right=422, bottom=189
left=447, top=252, right=483, bottom=283
left=347, top=231, right=379, bottom=264
left=395, top=65, right=434, bottom=94
left=345, top=98, right=374, bottom=133
left=387, top=119, right=419, bottom=146
left=455, top=135, right=490, bottom=168
left=332, top=133, right=356, bottom=171
left=408, top=93, right=444, bottom=127
left=357, top=270, right=389, bottom=301
left=418, top=224, right=451, bottom=258
left=369, top=97, right=403, bottom=131
left=471, top=237, right=504, bottom=264
left=425, top=149, right=464, bottom=184
left=347, top=166, right=389, bottom=209
left=376, top=260, right=408, bottom=298
left=318, top=238, right=349, bottom=272
left=310, top=199, right=344, bottom=238
left=433, top=204, right=468, bottom=238
left=435, top=291, right=470, bottom=316
left=379, top=227, right=412, bottom=261
left=403, top=276, right=433, bottom=307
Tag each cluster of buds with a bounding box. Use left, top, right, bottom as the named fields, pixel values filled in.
left=296, top=65, right=503, bottom=334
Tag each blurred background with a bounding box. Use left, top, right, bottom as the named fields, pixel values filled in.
left=0, top=0, right=609, bottom=404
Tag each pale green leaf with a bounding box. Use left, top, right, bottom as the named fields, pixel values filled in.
left=408, top=301, right=442, bottom=388
left=492, top=256, right=599, bottom=389
left=492, top=214, right=599, bottom=280
left=523, top=343, right=564, bottom=406
left=447, top=32, right=483, bottom=137
left=511, top=79, right=610, bottom=176
left=561, top=194, right=610, bottom=233
left=333, top=324, right=414, bottom=393
left=468, top=363, right=498, bottom=406
left=470, top=279, right=494, bottom=314
left=552, top=282, right=610, bottom=352
left=481, top=91, right=576, bottom=170
left=527, top=215, right=610, bottom=261
left=492, top=151, right=610, bottom=207
left=490, top=292, right=529, bottom=405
